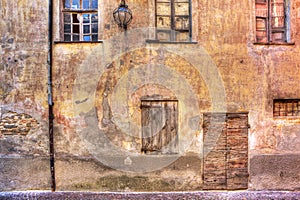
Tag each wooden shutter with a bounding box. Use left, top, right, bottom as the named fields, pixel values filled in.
left=203, top=113, right=249, bottom=190
left=203, top=113, right=227, bottom=190
left=226, top=113, right=249, bottom=190
left=255, top=0, right=268, bottom=43
left=255, top=0, right=287, bottom=43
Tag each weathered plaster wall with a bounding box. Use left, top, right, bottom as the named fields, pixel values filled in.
left=198, top=0, right=300, bottom=190
left=52, top=0, right=300, bottom=191
left=0, top=0, right=50, bottom=191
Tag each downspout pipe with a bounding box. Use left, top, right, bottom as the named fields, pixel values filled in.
left=48, top=0, right=56, bottom=192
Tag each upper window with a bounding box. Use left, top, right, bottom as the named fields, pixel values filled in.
left=62, top=0, right=98, bottom=41
left=255, top=0, right=290, bottom=43
left=155, top=0, right=191, bottom=42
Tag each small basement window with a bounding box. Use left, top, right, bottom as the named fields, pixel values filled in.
left=273, top=99, right=300, bottom=117
left=141, top=100, right=178, bottom=154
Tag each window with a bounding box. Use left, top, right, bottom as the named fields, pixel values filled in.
left=273, top=99, right=300, bottom=117
left=255, top=0, right=290, bottom=43
left=62, top=0, right=98, bottom=41
left=141, top=100, right=178, bottom=154
left=155, top=0, right=191, bottom=42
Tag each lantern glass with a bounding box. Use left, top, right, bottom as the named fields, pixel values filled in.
left=113, top=0, right=132, bottom=30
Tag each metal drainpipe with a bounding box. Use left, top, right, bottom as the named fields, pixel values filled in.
left=48, top=0, right=56, bottom=192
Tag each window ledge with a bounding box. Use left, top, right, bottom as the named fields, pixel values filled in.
left=54, top=40, right=104, bottom=44
left=253, top=42, right=295, bottom=46
left=146, top=39, right=198, bottom=44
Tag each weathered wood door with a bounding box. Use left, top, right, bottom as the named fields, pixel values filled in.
left=203, top=112, right=249, bottom=190
left=141, top=100, right=178, bottom=154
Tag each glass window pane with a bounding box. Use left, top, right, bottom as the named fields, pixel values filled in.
left=156, top=16, right=171, bottom=29
left=64, top=13, right=71, bottom=23
left=156, top=3, right=171, bottom=15
left=256, top=18, right=267, bottom=42
left=92, top=24, right=98, bottom=33
left=84, top=25, right=90, bottom=34
left=64, top=34, right=71, bottom=41
left=83, top=35, right=91, bottom=41
left=83, top=14, right=90, bottom=23
left=73, top=35, right=80, bottom=41
left=271, top=1, right=285, bottom=28
left=92, top=0, right=98, bottom=9
left=73, top=25, right=80, bottom=33
left=64, top=0, right=71, bottom=8
left=83, top=0, right=90, bottom=9
left=272, top=32, right=285, bottom=42
left=256, top=18, right=267, bottom=30
left=72, top=14, right=80, bottom=23
left=256, top=30, right=267, bottom=43
left=272, top=16, right=285, bottom=28
left=64, top=24, right=71, bottom=33
left=91, top=14, right=98, bottom=23
left=255, top=2, right=268, bottom=17
left=176, top=32, right=189, bottom=42
left=92, top=34, right=98, bottom=41
left=175, top=16, right=189, bottom=30
left=175, top=3, right=189, bottom=15
left=72, top=0, right=80, bottom=9
left=156, top=30, right=171, bottom=41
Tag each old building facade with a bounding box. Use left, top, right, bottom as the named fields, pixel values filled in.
left=0, top=0, right=300, bottom=191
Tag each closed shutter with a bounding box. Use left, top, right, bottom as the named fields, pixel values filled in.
left=203, top=113, right=227, bottom=190
left=226, top=113, right=249, bottom=190
left=203, top=113, right=249, bottom=190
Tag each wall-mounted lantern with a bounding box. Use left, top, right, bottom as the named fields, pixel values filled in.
left=113, top=0, right=132, bottom=30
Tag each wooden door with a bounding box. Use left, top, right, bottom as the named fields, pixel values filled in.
left=141, top=100, right=178, bottom=154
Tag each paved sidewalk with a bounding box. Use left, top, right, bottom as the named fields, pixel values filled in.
left=0, top=191, right=300, bottom=200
